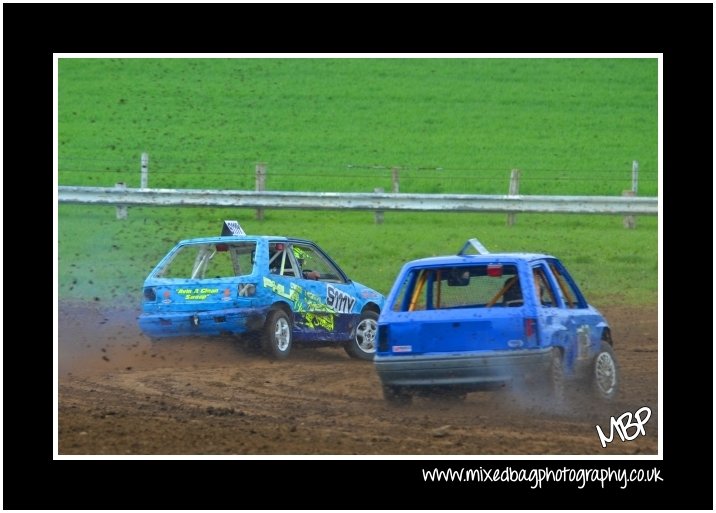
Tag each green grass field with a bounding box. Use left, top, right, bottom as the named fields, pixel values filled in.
left=57, top=57, right=658, bottom=306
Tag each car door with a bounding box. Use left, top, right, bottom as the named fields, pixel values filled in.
left=530, top=261, right=566, bottom=348
left=288, top=241, right=359, bottom=342
left=543, top=258, right=604, bottom=373
left=265, top=241, right=357, bottom=342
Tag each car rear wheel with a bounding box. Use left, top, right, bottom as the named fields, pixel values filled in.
left=262, top=309, right=292, bottom=360
left=590, top=342, right=619, bottom=401
left=382, top=385, right=412, bottom=406
left=344, top=310, right=379, bottom=361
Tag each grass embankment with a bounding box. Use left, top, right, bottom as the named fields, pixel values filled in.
left=57, top=58, right=658, bottom=306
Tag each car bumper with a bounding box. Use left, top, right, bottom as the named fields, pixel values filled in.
left=374, top=348, right=552, bottom=390
left=138, top=306, right=269, bottom=339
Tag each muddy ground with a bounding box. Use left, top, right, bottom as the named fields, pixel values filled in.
left=57, top=302, right=658, bottom=456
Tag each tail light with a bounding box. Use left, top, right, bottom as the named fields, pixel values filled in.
left=487, top=264, right=503, bottom=277
left=143, top=287, right=156, bottom=301
left=524, top=318, right=537, bottom=343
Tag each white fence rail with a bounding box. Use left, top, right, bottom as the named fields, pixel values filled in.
left=58, top=186, right=658, bottom=215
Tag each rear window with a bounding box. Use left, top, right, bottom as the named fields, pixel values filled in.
left=155, top=241, right=256, bottom=279
left=390, top=265, right=521, bottom=312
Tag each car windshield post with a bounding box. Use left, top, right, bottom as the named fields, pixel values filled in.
left=279, top=249, right=288, bottom=275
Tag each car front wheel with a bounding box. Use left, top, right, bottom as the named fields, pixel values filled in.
left=344, top=310, right=379, bottom=361
left=263, top=309, right=292, bottom=360
left=590, top=342, right=619, bottom=401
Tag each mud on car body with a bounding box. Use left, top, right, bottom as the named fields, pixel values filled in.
left=138, top=221, right=384, bottom=360
left=375, top=239, right=619, bottom=405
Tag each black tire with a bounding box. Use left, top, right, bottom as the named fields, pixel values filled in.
left=383, top=385, right=412, bottom=406
left=589, top=342, right=619, bottom=401
left=262, top=309, right=292, bottom=360
left=344, top=310, right=379, bottom=361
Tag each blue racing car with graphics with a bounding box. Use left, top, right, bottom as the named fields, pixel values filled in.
left=138, top=221, right=385, bottom=360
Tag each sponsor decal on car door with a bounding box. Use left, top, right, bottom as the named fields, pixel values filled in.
left=326, top=284, right=356, bottom=313
left=291, top=242, right=359, bottom=340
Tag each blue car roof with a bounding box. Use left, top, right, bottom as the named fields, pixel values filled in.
left=403, top=253, right=556, bottom=267
left=174, top=235, right=314, bottom=245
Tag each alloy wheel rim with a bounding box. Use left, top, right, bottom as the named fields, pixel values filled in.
left=595, top=352, right=616, bottom=395
left=355, top=318, right=377, bottom=353
left=275, top=317, right=290, bottom=351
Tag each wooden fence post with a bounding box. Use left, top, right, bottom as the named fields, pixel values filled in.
left=140, top=152, right=149, bottom=188
left=374, top=187, right=384, bottom=224
left=506, top=169, right=520, bottom=226
left=115, top=182, right=127, bottom=220
left=391, top=167, right=400, bottom=193
left=623, top=160, right=638, bottom=229
left=255, top=163, right=266, bottom=220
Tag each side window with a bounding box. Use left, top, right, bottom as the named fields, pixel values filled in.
left=269, top=242, right=298, bottom=278
left=222, top=243, right=255, bottom=277
left=268, top=242, right=346, bottom=283
left=156, top=244, right=203, bottom=278
left=157, top=242, right=256, bottom=279
left=292, top=244, right=345, bottom=283
left=548, top=261, right=586, bottom=309
left=531, top=265, right=557, bottom=307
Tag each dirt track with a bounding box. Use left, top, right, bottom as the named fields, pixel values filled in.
left=58, top=302, right=658, bottom=456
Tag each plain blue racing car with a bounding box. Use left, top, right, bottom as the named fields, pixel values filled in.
left=375, top=238, right=620, bottom=405
left=138, top=221, right=385, bottom=360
